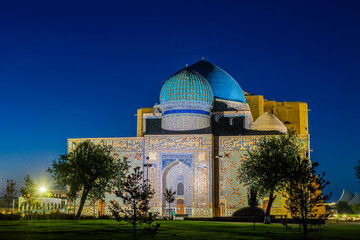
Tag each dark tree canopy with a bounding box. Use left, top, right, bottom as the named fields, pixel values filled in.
left=239, top=133, right=299, bottom=223
left=19, top=174, right=39, bottom=210
left=20, top=174, right=35, bottom=198
left=284, top=156, right=331, bottom=240
left=48, top=140, right=128, bottom=220
left=352, top=203, right=360, bottom=214
left=336, top=201, right=353, bottom=214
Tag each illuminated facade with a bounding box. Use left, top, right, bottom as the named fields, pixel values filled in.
left=68, top=59, right=310, bottom=217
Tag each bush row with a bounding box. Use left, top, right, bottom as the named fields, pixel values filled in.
left=0, top=213, right=22, bottom=220
left=0, top=211, right=115, bottom=220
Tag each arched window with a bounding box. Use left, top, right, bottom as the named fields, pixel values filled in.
left=177, top=182, right=184, bottom=195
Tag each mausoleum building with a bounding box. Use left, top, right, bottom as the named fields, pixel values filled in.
left=68, top=59, right=310, bottom=217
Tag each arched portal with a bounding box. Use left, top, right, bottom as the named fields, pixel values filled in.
left=162, top=161, right=193, bottom=216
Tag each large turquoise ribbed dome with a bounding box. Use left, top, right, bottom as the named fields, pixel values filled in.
left=189, top=60, right=246, bottom=103
left=160, top=68, right=213, bottom=104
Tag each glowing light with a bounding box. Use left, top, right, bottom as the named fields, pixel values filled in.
left=40, top=187, right=46, bottom=193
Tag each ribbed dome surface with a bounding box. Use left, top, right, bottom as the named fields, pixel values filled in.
left=338, top=189, right=355, bottom=203
left=189, top=60, right=246, bottom=103
left=250, top=112, right=287, bottom=133
left=348, top=193, right=360, bottom=205
left=160, top=68, right=213, bottom=105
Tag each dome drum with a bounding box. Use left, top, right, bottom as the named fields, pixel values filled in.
left=161, top=101, right=212, bottom=131
left=162, top=114, right=211, bottom=132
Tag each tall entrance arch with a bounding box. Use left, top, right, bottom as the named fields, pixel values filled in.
left=162, top=160, right=193, bottom=216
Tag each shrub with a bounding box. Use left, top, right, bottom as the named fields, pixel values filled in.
left=352, top=204, right=360, bottom=214
left=232, top=207, right=265, bottom=217
left=336, top=201, right=353, bottom=214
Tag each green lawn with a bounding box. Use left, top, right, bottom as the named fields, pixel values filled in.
left=0, top=220, right=359, bottom=240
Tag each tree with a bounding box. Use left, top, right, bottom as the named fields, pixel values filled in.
left=3, top=179, right=17, bottom=212
left=20, top=174, right=38, bottom=211
left=66, top=188, right=77, bottom=215
left=283, top=156, right=331, bottom=240
left=247, top=186, right=260, bottom=231
left=239, top=134, right=299, bottom=223
left=336, top=201, right=353, bottom=214
left=352, top=204, right=360, bottom=214
left=110, top=166, right=159, bottom=240
left=20, top=174, right=35, bottom=198
left=47, top=140, right=129, bottom=220
left=355, top=160, right=360, bottom=182
left=163, top=188, right=176, bottom=218
left=89, top=189, right=103, bottom=218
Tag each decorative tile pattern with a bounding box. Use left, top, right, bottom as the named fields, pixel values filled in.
left=145, top=135, right=212, bottom=150
left=218, top=135, right=309, bottom=216
left=68, top=134, right=309, bottom=218
left=161, top=154, right=194, bottom=172
left=160, top=101, right=212, bottom=131
left=160, top=68, right=213, bottom=104
left=193, top=208, right=211, bottom=217
left=219, top=149, right=248, bottom=211
left=144, top=135, right=213, bottom=216
left=68, top=137, right=143, bottom=152
left=220, top=136, right=257, bottom=151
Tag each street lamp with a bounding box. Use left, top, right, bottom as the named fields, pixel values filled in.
left=144, top=157, right=153, bottom=187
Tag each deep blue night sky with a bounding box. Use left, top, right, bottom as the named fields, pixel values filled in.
left=0, top=0, right=359, bottom=200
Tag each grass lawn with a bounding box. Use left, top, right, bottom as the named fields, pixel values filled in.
left=0, top=220, right=359, bottom=240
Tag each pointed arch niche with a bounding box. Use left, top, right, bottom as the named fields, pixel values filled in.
left=161, top=160, right=193, bottom=215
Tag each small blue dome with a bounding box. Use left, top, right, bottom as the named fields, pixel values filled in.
left=160, top=68, right=213, bottom=105
left=189, top=60, right=246, bottom=103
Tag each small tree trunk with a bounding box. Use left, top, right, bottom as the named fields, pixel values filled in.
left=303, top=211, right=308, bottom=240
left=75, top=189, right=89, bottom=220
left=133, top=203, right=137, bottom=240
left=133, top=222, right=137, bottom=240
left=264, top=192, right=276, bottom=224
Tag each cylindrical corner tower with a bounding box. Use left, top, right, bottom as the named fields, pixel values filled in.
left=159, top=68, right=214, bottom=133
